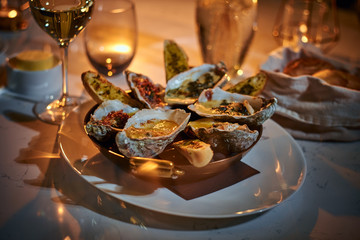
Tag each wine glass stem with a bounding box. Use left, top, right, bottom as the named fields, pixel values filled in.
left=60, top=45, right=69, bottom=106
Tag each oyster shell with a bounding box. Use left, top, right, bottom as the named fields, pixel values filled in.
left=186, top=118, right=259, bottom=155
left=86, top=100, right=139, bottom=142
left=164, top=62, right=227, bottom=105
left=115, top=108, right=191, bottom=158
left=188, top=87, right=277, bottom=126
left=125, top=70, right=167, bottom=109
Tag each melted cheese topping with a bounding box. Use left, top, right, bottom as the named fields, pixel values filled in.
left=125, top=119, right=179, bottom=138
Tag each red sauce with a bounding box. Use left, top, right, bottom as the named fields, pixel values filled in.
left=100, top=110, right=129, bottom=128
left=133, top=76, right=164, bottom=107
left=204, top=89, right=213, bottom=101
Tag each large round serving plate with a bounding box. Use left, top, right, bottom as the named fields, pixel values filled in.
left=58, top=101, right=306, bottom=219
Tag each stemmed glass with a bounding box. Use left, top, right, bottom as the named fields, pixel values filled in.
left=84, top=0, right=137, bottom=77
left=272, top=0, right=340, bottom=53
left=29, top=0, right=94, bottom=125
left=196, top=0, right=257, bottom=80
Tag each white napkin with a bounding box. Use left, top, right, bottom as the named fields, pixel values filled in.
left=261, top=47, right=360, bottom=141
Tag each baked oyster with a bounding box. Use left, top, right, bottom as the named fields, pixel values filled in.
left=164, top=62, right=227, bottom=105
left=86, top=100, right=139, bottom=142
left=188, top=87, right=277, bottom=126
left=125, top=70, right=167, bottom=109
left=115, top=108, right=191, bottom=158
left=186, top=118, right=259, bottom=155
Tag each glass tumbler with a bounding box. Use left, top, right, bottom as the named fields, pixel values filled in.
left=196, top=0, right=258, bottom=79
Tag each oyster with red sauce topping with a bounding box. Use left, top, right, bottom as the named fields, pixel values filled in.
left=86, top=99, right=139, bottom=141
left=125, top=70, right=167, bottom=109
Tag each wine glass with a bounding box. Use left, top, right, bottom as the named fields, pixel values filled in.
left=84, top=0, right=137, bottom=77
left=196, top=0, right=257, bottom=80
left=29, top=0, right=94, bottom=125
left=272, top=0, right=340, bottom=53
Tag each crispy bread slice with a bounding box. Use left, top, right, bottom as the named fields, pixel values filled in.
left=227, top=71, right=267, bottom=96
left=164, top=39, right=189, bottom=82
left=81, top=71, right=144, bottom=108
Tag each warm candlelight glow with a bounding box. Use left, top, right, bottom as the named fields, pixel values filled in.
left=8, top=10, right=18, bottom=18
left=299, top=23, right=308, bottom=33
left=58, top=206, right=64, bottom=215
left=301, top=35, right=309, bottom=43
left=111, top=44, right=132, bottom=54
left=138, top=161, right=158, bottom=173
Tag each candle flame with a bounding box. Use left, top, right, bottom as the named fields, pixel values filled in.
left=8, top=10, right=18, bottom=18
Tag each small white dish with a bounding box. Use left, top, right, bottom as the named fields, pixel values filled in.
left=6, top=52, right=62, bottom=102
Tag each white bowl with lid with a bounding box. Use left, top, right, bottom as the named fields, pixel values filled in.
left=6, top=50, right=62, bottom=101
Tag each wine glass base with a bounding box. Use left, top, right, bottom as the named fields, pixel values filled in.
left=34, top=96, right=80, bottom=125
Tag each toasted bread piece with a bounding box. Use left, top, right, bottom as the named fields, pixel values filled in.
left=164, top=39, right=189, bottom=82
left=81, top=71, right=144, bottom=108
left=227, top=71, right=267, bottom=96
left=313, top=69, right=360, bottom=91
left=283, top=57, right=335, bottom=76
left=173, top=139, right=213, bottom=168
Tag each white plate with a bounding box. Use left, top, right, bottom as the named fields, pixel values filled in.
left=59, top=101, right=306, bottom=219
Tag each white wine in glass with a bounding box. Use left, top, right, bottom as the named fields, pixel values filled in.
left=29, top=0, right=94, bottom=124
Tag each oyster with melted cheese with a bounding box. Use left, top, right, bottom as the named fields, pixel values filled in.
left=115, top=108, right=190, bottom=158
left=186, top=118, right=259, bottom=155
left=164, top=62, right=227, bottom=105
left=188, top=87, right=277, bottom=126
left=86, top=100, right=139, bottom=142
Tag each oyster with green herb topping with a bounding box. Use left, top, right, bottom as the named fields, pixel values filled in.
left=186, top=118, right=259, bottom=155
left=188, top=87, right=277, bottom=126
left=164, top=62, right=227, bottom=105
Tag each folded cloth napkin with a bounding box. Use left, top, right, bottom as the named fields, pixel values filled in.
left=261, top=47, right=360, bottom=141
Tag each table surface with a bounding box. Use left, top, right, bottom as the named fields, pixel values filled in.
left=1, top=0, right=360, bottom=239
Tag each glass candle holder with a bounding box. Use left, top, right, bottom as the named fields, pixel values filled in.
left=272, top=0, right=340, bottom=53
left=84, top=0, right=137, bottom=77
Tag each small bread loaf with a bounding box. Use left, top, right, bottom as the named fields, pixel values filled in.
left=283, top=57, right=335, bottom=76
left=313, top=69, right=360, bottom=91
